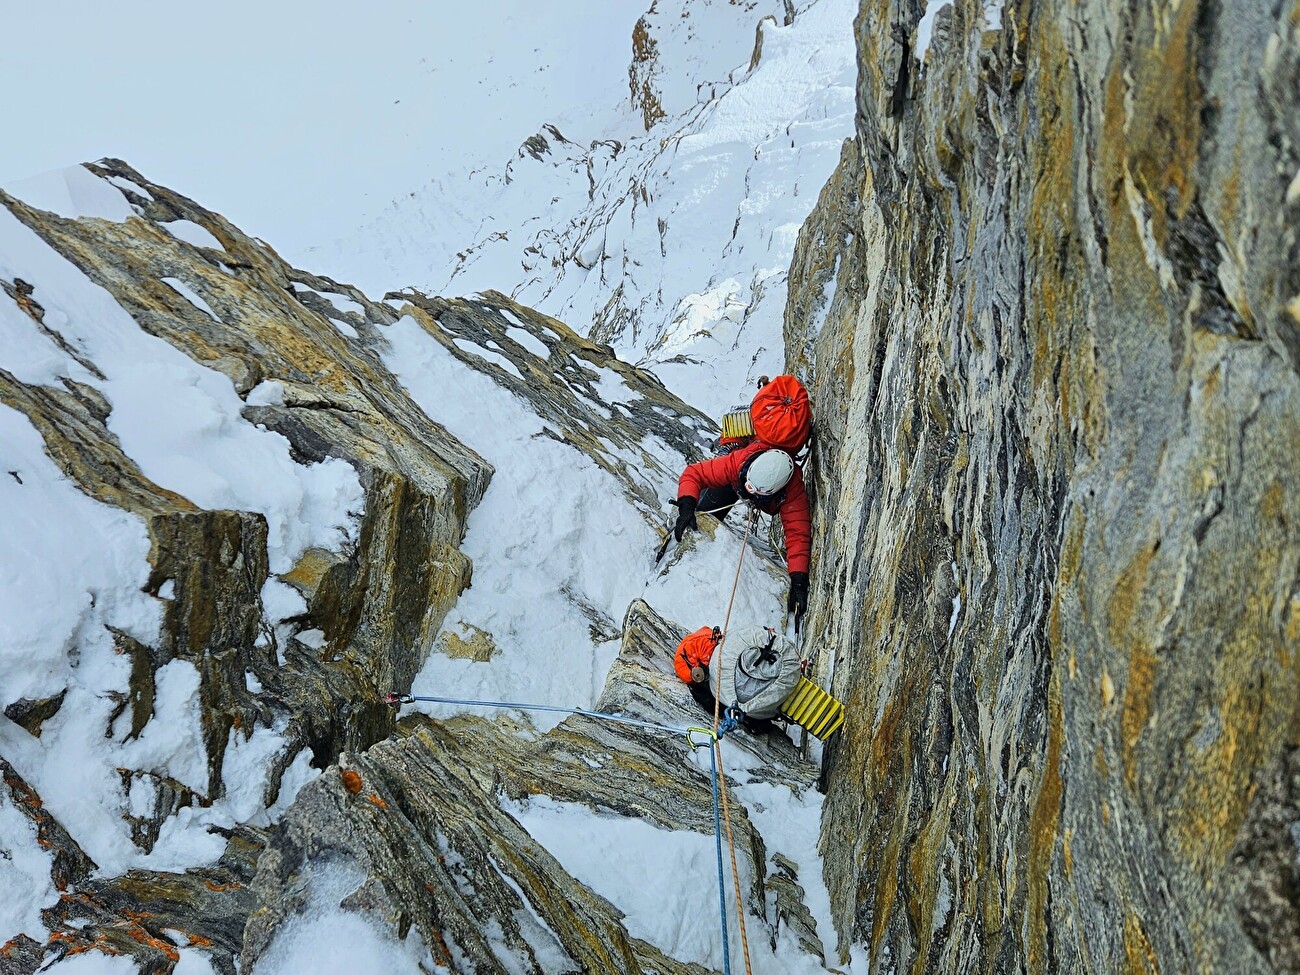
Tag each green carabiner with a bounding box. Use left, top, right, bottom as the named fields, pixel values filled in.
left=685, top=725, right=717, bottom=750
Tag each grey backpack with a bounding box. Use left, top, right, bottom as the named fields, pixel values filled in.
left=709, top=626, right=802, bottom=719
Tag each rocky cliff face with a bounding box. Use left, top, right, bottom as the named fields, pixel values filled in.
left=2, top=158, right=491, bottom=811
left=790, top=1, right=1300, bottom=971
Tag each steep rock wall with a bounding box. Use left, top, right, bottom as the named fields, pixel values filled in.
left=789, top=1, right=1300, bottom=971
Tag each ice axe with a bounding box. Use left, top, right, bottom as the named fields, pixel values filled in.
left=783, top=591, right=804, bottom=636
left=652, top=500, right=681, bottom=564
left=652, top=499, right=733, bottom=565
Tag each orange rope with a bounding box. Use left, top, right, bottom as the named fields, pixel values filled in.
left=712, top=507, right=756, bottom=733
left=710, top=506, right=756, bottom=974
left=715, top=740, right=754, bottom=974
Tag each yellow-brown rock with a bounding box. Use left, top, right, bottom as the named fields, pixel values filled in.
left=786, top=2, right=1300, bottom=971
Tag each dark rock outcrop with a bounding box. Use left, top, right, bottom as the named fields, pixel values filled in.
left=2, top=158, right=493, bottom=807
left=387, top=290, right=717, bottom=519
left=3, top=693, right=66, bottom=739
left=36, top=828, right=265, bottom=975
left=238, top=599, right=821, bottom=975
left=0, top=758, right=96, bottom=892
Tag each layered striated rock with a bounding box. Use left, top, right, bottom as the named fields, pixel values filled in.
left=2, top=158, right=492, bottom=813
left=21, top=601, right=823, bottom=975
left=628, top=0, right=795, bottom=133
left=0, top=158, right=503, bottom=967
left=238, top=598, right=821, bottom=975
left=788, top=1, right=1300, bottom=971
left=387, top=290, right=717, bottom=517
left=2, top=160, right=830, bottom=973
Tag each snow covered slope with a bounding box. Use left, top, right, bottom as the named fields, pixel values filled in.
left=1, top=2, right=864, bottom=971
left=0, top=159, right=852, bottom=973
left=314, top=0, right=858, bottom=417
left=0, top=158, right=499, bottom=966
left=0, top=165, right=359, bottom=880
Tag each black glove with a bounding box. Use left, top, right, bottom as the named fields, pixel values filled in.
left=787, top=572, right=809, bottom=619
left=673, top=496, right=698, bottom=541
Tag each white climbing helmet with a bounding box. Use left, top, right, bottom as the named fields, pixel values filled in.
left=744, top=449, right=794, bottom=497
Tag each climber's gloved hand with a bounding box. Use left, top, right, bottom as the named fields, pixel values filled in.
left=689, top=666, right=707, bottom=684
left=673, top=496, right=698, bottom=541
left=787, top=572, right=809, bottom=621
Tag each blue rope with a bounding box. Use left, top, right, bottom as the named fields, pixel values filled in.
left=707, top=738, right=733, bottom=975
left=390, top=692, right=697, bottom=740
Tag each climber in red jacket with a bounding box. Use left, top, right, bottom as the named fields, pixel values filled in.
left=674, top=443, right=810, bottom=625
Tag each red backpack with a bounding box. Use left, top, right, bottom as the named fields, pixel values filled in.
left=750, top=375, right=811, bottom=453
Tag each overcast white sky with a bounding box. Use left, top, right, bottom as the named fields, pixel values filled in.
left=1, top=1, right=641, bottom=256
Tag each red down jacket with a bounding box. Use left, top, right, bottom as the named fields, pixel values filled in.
left=677, top=441, right=811, bottom=575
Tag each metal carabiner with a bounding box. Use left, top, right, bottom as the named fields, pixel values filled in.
left=685, top=726, right=717, bottom=750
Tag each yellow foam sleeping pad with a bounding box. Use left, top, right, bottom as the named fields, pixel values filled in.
left=719, top=409, right=755, bottom=441
left=779, top=677, right=845, bottom=740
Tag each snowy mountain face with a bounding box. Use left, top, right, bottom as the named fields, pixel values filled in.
left=0, top=157, right=820, bottom=974
left=311, top=0, right=859, bottom=420
left=6, top=0, right=1297, bottom=973
left=0, top=4, right=861, bottom=973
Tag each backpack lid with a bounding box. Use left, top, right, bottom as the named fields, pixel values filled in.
left=751, top=376, right=811, bottom=453
left=709, top=626, right=802, bottom=719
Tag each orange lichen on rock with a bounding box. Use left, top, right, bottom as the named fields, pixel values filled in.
left=431, top=928, right=454, bottom=967
left=1123, top=908, right=1161, bottom=975
left=66, top=942, right=119, bottom=957
left=367, top=794, right=389, bottom=810
left=49, top=930, right=119, bottom=958
left=126, top=924, right=180, bottom=962
left=1109, top=541, right=1160, bottom=789
left=1027, top=676, right=1065, bottom=971
left=341, top=769, right=363, bottom=794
